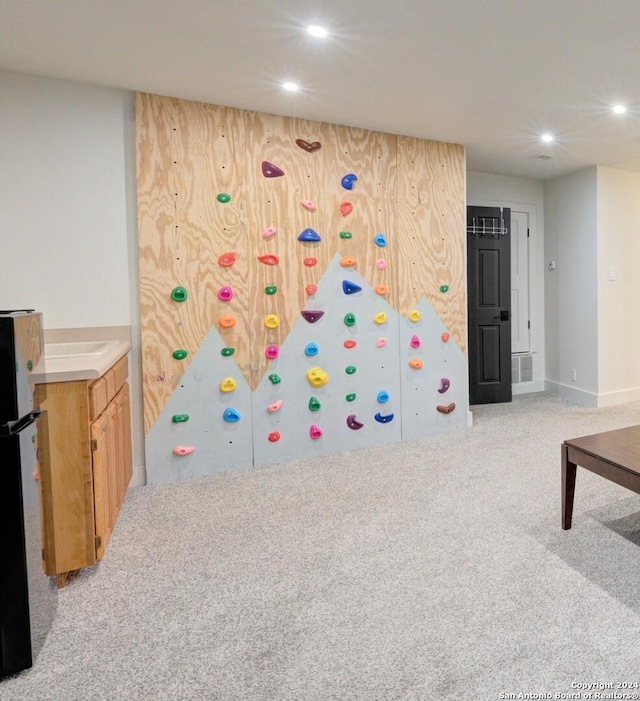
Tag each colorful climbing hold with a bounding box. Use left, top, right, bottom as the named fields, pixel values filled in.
left=409, top=358, right=423, bottom=369
left=262, top=226, right=277, bottom=239
left=172, top=414, right=190, bottom=423
left=268, top=373, right=281, bottom=384
left=305, top=284, right=318, bottom=296
left=265, top=285, right=278, bottom=295
left=343, top=339, right=357, bottom=349
left=217, top=285, right=233, bottom=301
left=441, top=332, right=450, bottom=343
left=339, top=231, right=353, bottom=239
left=217, top=193, right=231, bottom=203
left=300, top=199, right=317, bottom=211
left=306, top=367, right=329, bottom=387
left=298, top=227, right=321, bottom=242
left=295, top=139, right=322, bottom=152
left=438, top=378, right=451, bottom=394
left=265, top=344, right=279, bottom=359
left=218, top=251, right=236, bottom=267
left=374, top=233, right=387, bottom=247
left=223, top=408, right=241, bottom=423
left=301, top=309, right=325, bottom=324
left=308, top=397, right=321, bottom=411
left=341, top=174, right=358, bottom=190
left=172, top=349, right=188, bottom=360
left=377, top=390, right=389, bottom=403
left=173, top=446, right=195, bottom=456
left=309, top=425, right=323, bottom=440
left=305, top=342, right=319, bottom=357
left=409, top=309, right=421, bottom=322
left=376, top=259, right=387, bottom=270
left=340, top=256, right=357, bottom=268
left=374, top=412, right=394, bottom=424
left=346, top=393, right=356, bottom=402
left=410, top=334, right=421, bottom=349
left=345, top=366, right=356, bottom=375
left=374, top=312, right=387, bottom=325
left=344, top=313, right=356, bottom=327
left=221, top=347, right=235, bottom=357
left=376, top=337, right=387, bottom=348
left=346, top=414, right=364, bottom=430
left=219, top=314, right=236, bottom=328
left=303, top=257, right=318, bottom=267
left=268, top=431, right=281, bottom=443
left=440, top=285, right=449, bottom=293
left=437, top=403, right=456, bottom=414
left=171, top=286, right=188, bottom=302
left=342, top=280, right=362, bottom=295
left=220, top=377, right=237, bottom=393
left=258, top=254, right=279, bottom=265
left=340, top=201, right=353, bottom=216
left=264, top=314, right=279, bottom=329
left=374, top=284, right=388, bottom=296
left=262, top=161, right=284, bottom=178
left=267, top=400, right=283, bottom=414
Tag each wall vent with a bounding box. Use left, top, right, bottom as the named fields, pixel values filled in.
left=512, top=353, right=534, bottom=384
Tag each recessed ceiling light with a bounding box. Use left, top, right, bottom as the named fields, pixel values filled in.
left=541, top=133, right=554, bottom=143
left=613, top=104, right=626, bottom=114
left=282, top=82, right=299, bottom=92
left=307, top=25, right=328, bottom=38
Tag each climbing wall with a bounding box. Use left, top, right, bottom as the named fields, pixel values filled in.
left=136, top=92, right=467, bottom=484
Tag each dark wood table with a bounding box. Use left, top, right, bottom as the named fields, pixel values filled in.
left=562, top=425, right=640, bottom=529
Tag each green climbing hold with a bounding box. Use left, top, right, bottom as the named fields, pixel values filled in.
left=339, top=231, right=353, bottom=239
left=308, top=397, right=321, bottom=411
left=344, top=313, right=356, bottom=327
left=171, top=286, right=188, bottom=302
left=268, top=373, right=281, bottom=384
left=172, top=414, right=190, bottom=423
left=221, top=347, right=235, bottom=357
left=217, top=193, right=231, bottom=203
left=440, top=284, right=449, bottom=293
left=265, top=285, right=278, bottom=295
left=346, top=393, right=356, bottom=402
left=27, top=359, right=33, bottom=371
left=345, top=366, right=357, bottom=375
left=172, top=349, right=188, bottom=360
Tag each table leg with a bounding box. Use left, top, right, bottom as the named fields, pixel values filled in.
left=561, top=443, right=577, bottom=530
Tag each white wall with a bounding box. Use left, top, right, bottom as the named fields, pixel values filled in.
left=543, top=167, right=599, bottom=405
left=466, top=171, right=545, bottom=392
left=596, top=166, right=640, bottom=405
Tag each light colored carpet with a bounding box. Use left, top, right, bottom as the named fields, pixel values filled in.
left=4, top=392, right=640, bottom=700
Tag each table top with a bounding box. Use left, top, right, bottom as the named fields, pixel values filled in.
left=564, top=424, right=640, bottom=474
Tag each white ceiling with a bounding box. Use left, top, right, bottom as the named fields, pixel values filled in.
left=3, top=0, right=640, bottom=180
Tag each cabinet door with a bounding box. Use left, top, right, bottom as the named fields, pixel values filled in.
left=91, top=401, right=118, bottom=561
left=114, top=383, right=133, bottom=505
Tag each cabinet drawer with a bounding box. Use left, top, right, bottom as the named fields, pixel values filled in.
left=89, top=377, right=108, bottom=421
left=89, top=355, right=129, bottom=421
left=112, top=355, right=129, bottom=394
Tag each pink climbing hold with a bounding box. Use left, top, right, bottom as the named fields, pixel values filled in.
left=265, top=344, right=280, bottom=360
left=376, top=259, right=387, bottom=270
left=173, top=446, right=195, bottom=456
left=262, top=226, right=277, bottom=239
left=410, top=334, right=421, bottom=349
left=267, top=400, right=283, bottom=413
left=441, top=332, right=450, bottom=343
left=309, top=425, right=323, bottom=440
left=340, top=201, right=353, bottom=216
left=300, top=199, right=317, bottom=211
left=262, top=161, right=284, bottom=177
left=217, top=286, right=233, bottom=301
left=438, top=378, right=451, bottom=394
left=376, top=337, right=388, bottom=348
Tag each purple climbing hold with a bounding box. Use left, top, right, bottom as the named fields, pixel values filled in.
left=342, top=280, right=362, bottom=295
left=301, top=309, right=325, bottom=324
left=438, top=378, right=451, bottom=394
left=346, top=414, right=364, bottom=430
left=262, top=161, right=285, bottom=178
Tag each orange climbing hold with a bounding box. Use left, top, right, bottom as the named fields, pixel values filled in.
left=218, top=251, right=236, bottom=267
left=340, top=256, right=357, bottom=268
left=219, top=314, right=237, bottom=328
left=409, top=358, right=423, bottom=369
left=375, top=284, right=388, bottom=296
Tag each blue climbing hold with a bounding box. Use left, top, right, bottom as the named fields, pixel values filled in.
left=341, top=173, right=358, bottom=190
left=298, top=228, right=321, bottom=242
left=342, top=280, right=362, bottom=295
left=377, top=391, right=389, bottom=404
left=223, top=408, right=241, bottom=423
left=305, top=342, right=319, bottom=357
left=374, top=412, right=394, bottom=424
left=374, top=233, right=387, bottom=247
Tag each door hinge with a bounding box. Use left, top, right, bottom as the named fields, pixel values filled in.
left=527, top=228, right=530, bottom=237
left=42, top=549, right=45, bottom=561
left=528, top=320, right=531, bottom=329
left=95, top=535, right=102, bottom=551
left=91, top=438, right=98, bottom=451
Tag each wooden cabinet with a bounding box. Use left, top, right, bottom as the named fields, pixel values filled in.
left=35, top=355, right=133, bottom=586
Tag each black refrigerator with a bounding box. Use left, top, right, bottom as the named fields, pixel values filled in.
left=0, top=310, right=56, bottom=677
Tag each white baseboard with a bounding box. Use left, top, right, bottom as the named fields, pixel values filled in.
left=596, top=387, right=640, bottom=407
left=545, top=380, right=598, bottom=407
left=512, top=379, right=545, bottom=396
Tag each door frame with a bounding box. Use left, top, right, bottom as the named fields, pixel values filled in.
left=466, top=199, right=544, bottom=395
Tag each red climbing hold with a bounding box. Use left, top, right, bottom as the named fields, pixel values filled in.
left=268, top=431, right=281, bottom=442
left=340, top=201, right=353, bottom=216
left=343, top=339, right=357, bottom=349
left=258, top=254, right=279, bottom=265
left=218, top=251, right=236, bottom=267
left=303, top=257, right=318, bottom=267
left=305, top=284, right=318, bottom=296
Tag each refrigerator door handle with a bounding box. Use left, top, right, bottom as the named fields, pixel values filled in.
left=0, top=408, right=41, bottom=437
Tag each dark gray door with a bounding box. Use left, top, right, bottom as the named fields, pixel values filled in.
left=467, top=206, right=512, bottom=405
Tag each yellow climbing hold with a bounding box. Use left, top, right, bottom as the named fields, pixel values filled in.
left=220, top=377, right=237, bottom=393
left=409, top=309, right=421, bottom=322
left=264, top=314, right=279, bottom=329
left=306, top=367, right=329, bottom=388
left=374, top=312, right=387, bottom=325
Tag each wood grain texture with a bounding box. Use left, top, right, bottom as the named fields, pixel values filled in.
left=396, top=138, right=466, bottom=351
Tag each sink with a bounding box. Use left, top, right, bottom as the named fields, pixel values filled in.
left=44, top=340, right=119, bottom=359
